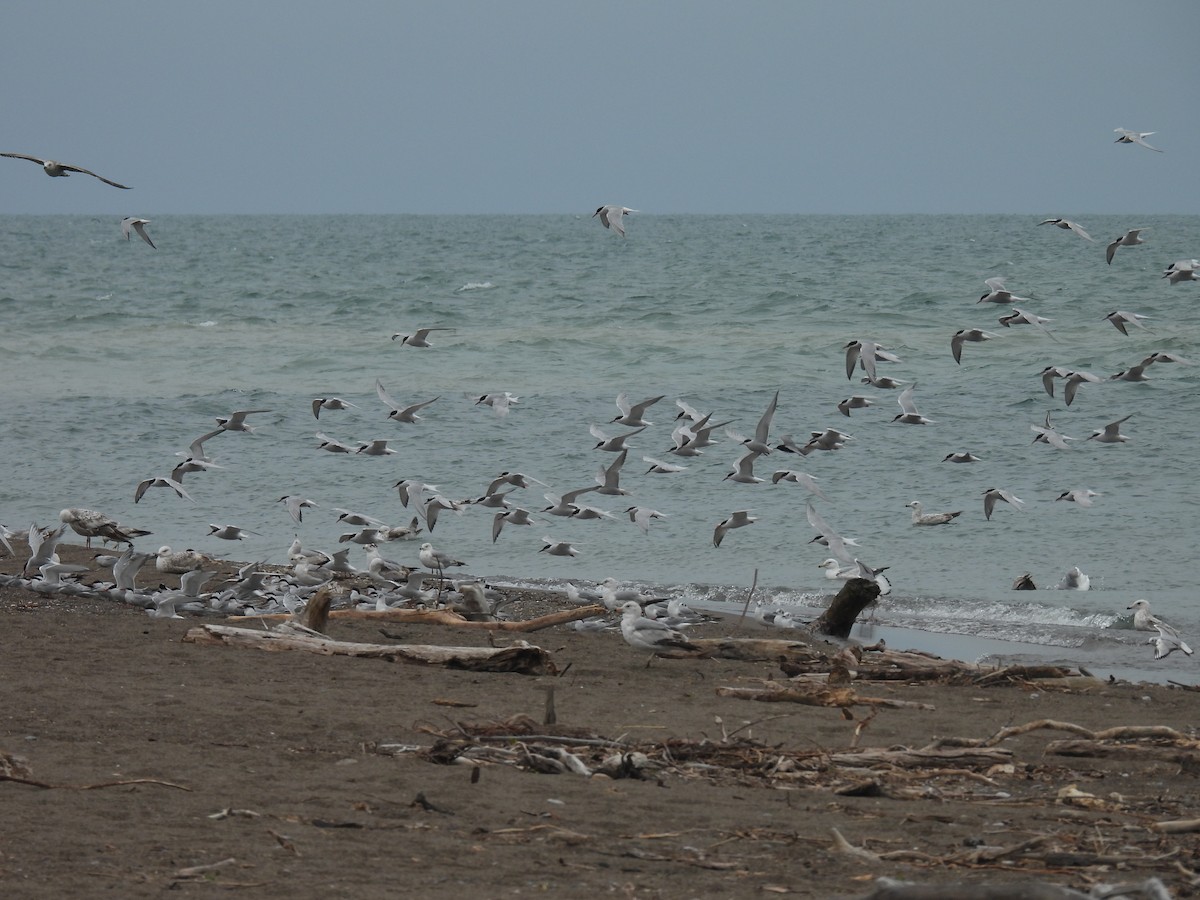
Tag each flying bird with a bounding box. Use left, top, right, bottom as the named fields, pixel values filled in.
left=1106, top=229, right=1148, bottom=265
left=982, top=488, right=1024, bottom=520
left=951, top=328, right=995, bottom=365
left=312, top=397, right=358, bottom=419
left=134, top=477, right=194, bottom=504
left=1104, top=311, right=1151, bottom=335
left=592, top=205, right=637, bottom=236
left=1037, top=218, right=1095, bottom=242
left=1, top=152, right=131, bottom=188
left=121, top=217, right=155, bottom=248
left=1086, top=414, right=1133, bottom=444
left=390, top=327, right=454, bottom=348
left=712, top=510, right=757, bottom=548
left=1113, top=128, right=1162, bottom=152
left=1162, top=259, right=1199, bottom=284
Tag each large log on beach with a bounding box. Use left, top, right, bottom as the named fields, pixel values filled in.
left=808, top=578, right=880, bottom=638
left=183, top=624, right=557, bottom=675
left=226, top=604, right=607, bottom=632
left=715, top=683, right=935, bottom=710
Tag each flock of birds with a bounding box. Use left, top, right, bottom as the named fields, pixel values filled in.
left=1, top=129, right=1196, bottom=663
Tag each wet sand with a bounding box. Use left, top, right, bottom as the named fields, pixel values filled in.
left=1, top=545, right=1198, bottom=898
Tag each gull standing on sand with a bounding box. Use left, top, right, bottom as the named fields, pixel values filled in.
left=419, top=542, right=466, bottom=572
left=1106, top=229, right=1148, bottom=265
left=1037, top=218, right=1095, bottom=241
left=593, top=205, right=637, bottom=236
left=121, top=217, right=155, bottom=248
left=59, top=508, right=150, bottom=548
left=905, top=500, right=962, bottom=526
left=982, top=488, right=1025, bottom=520
left=1113, top=128, right=1163, bottom=152
left=1128, top=600, right=1193, bottom=658
left=1, top=152, right=131, bottom=188
left=618, top=601, right=700, bottom=662
left=712, top=510, right=757, bottom=548
left=391, top=327, right=454, bottom=348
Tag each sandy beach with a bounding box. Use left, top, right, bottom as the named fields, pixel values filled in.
left=2, top=545, right=1198, bottom=899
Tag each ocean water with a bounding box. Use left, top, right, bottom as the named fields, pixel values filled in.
left=2, top=213, right=1198, bottom=679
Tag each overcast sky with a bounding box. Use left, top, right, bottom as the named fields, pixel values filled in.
left=2, top=1, right=1194, bottom=215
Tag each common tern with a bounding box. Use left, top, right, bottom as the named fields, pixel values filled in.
left=1113, top=128, right=1162, bottom=152
left=592, top=205, right=637, bottom=237
left=1106, top=229, right=1147, bottom=265
left=121, top=216, right=155, bottom=248
left=1037, top=218, right=1094, bottom=242
left=390, top=326, right=454, bottom=348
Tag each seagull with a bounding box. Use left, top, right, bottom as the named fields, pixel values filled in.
left=278, top=495, right=317, bottom=523
left=418, top=542, right=466, bottom=572
left=626, top=506, right=667, bottom=534
left=1128, top=600, right=1192, bottom=658
left=892, top=382, right=934, bottom=425
left=1037, top=218, right=1095, bottom=242
left=1106, top=229, right=1148, bottom=265
left=1, top=152, right=131, bottom=188
left=905, top=500, right=962, bottom=526
left=58, top=508, right=150, bottom=548
left=312, top=397, right=358, bottom=419
left=982, top=488, right=1025, bottom=520
left=1128, top=599, right=1181, bottom=636
left=156, top=545, right=217, bottom=574
left=134, top=477, right=194, bottom=503
left=121, top=217, right=155, bottom=248
left=1148, top=626, right=1193, bottom=660
left=592, top=205, right=637, bottom=236
left=618, top=601, right=700, bottom=662
left=215, top=408, right=272, bottom=433
left=1104, top=311, right=1151, bottom=335
left=818, top=558, right=856, bottom=581
left=712, top=510, right=757, bottom=548
left=978, top=276, right=1034, bottom=305
left=1012, top=573, right=1037, bottom=590
left=613, top=392, right=665, bottom=427
left=771, top=470, right=826, bottom=499
left=390, top=326, right=454, bottom=348
left=1113, top=128, right=1163, bottom=152
left=951, top=328, right=996, bottom=365
left=539, top=536, right=580, bottom=558
left=1056, top=489, right=1102, bottom=507
left=1086, top=414, right=1133, bottom=444
left=376, top=380, right=438, bottom=423
left=207, top=524, right=260, bottom=541
left=1162, top=259, right=1199, bottom=284
left=1057, top=566, right=1091, bottom=591
left=942, top=451, right=980, bottom=463
left=837, top=395, right=875, bottom=417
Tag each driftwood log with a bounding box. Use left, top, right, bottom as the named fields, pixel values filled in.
left=809, top=577, right=880, bottom=638
left=183, top=624, right=556, bottom=675
left=716, top=683, right=935, bottom=710
left=227, top=604, right=606, bottom=632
